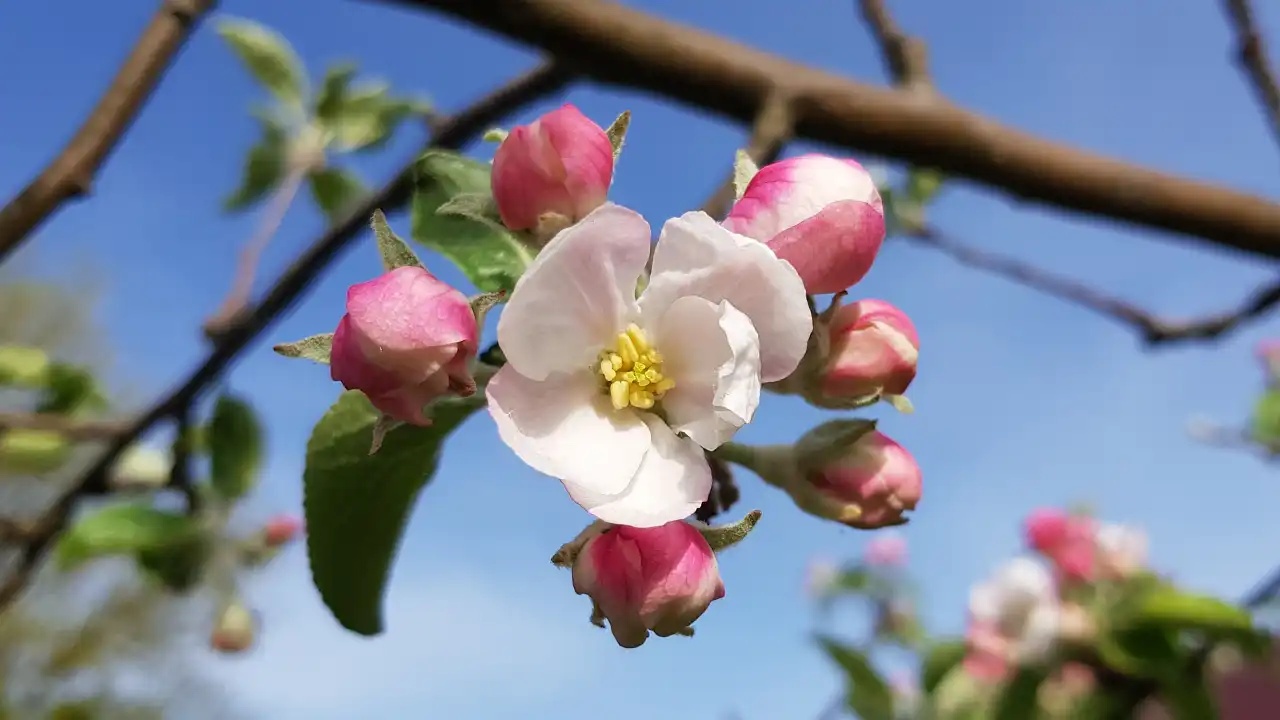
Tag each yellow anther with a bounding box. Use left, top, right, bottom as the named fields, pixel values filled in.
left=647, top=350, right=663, bottom=364
left=599, top=359, right=617, bottom=381
left=610, top=355, right=623, bottom=370
left=634, top=374, right=650, bottom=387
left=644, top=369, right=659, bottom=383
left=633, top=361, right=647, bottom=374
left=610, top=380, right=631, bottom=410
left=654, top=378, right=676, bottom=395
left=626, top=324, right=650, bottom=354
left=617, top=333, right=639, bottom=364
left=629, top=388, right=655, bottom=409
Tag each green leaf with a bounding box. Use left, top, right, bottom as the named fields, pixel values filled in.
left=304, top=390, right=483, bottom=635
left=818, top=637, right=894, bottom=720
left=695, top=509, right=761, bottom=551
left=273, top=333, right=333, bottom=364
left=309, top=167, right=367, bottom=223
left=371, top=209, right=424, bottom=271
left=223, top=114, right=289, bottom=212
left=605, top=111, right=631, bottom=161
left=436, top=192, right=506, bottom=232
left=326, top=83, right=432, bottom=154
left=992, top=667, right=1047, bottom=720
left=208, top=394, right=264, bottom=501
left=1128, top=586, right=1259, bottom=641
left=1096, top=624, right=1182, bottom=679
left=906, top=168, right=945, bottom=205
left=0, top=430, right=72, bottom=476
left=136, top=533, right=211, bottom=593
left=1161, top=677, right=1217, bottom=720
left=216, top=18, right=307, bottom=109
left=314, top=62, right=358, bottom=122
left=921, top=639, right=968, bottom=694
left=0, top=345, right=50, bottom=388
left=469, top=291, right=508, bottom=329
left=411, top=150, right=532, bottom=292
left=56, top=503, right=198, bottom=570
left=1250, top=388, right=1280, bottom=447
left=732, top=149, right=759, bottom=200
left=794, top=419, right=879, bottom=476
left=37, top=363, right=104, bottom=415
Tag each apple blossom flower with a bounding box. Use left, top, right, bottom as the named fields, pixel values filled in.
left=330, top=266, right=478, bottom=426
left=802, top=430, right=922, bottom=529
left=487, top=203, right=810, bottom=526
left=1024, top=507, right=1096, bottom=583
left=968, top=557, right=1062, bottom=666
left=262, top=513, right=303, bottom=547
left=210, top=601, right=255, bottom=654
left=1095, top=522, right=1148, bottom=579
left=822, top=299, right=919, bottom=401
left=864, top=533, right=908, bottom=567
left=723, top=154, right=885, bottom=294
left=491, top=104, right=614, bottom=233
left=571, top=520, right=725, bottom=648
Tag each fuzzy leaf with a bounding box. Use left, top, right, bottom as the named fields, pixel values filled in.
left=37, top=363, right=104, bottom=415
left=436, top=192, right=505, bottom=231
left=223, top=114, right=288, bottom=212
left=992, top=667, right=1047, bottom=720
left=605, top=111, right=631, bottom=161
left=732, top=149, right=759, bottom=200
left=819, top=637, right=894, bottom=720
left=370, top=209, right=424, bottom=271
left=273, top=333, right=333, bottom=364
left=216, top=18, right=307, bottom=109
left=304, top=391, right=482, bottom=635
left=310, top=167, right=367, bottom=223
left=921, top=640, right=968, bottom=694
left=0, top=345, right=50, bottom=388
left=315, top=62, right=358, bottom=122
left=208, top=394, right=264, bottom=501
left=411, top=151, right=532, bottom=292
left=695, top=509, right=761, bottom=552
left=56, top=503, right=199, bottom=570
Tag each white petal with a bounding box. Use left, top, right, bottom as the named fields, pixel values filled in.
left=1016, top=602, right=1062, bottom=663
left=497, top=203, right=651, bottom=381
left=486, top=365, right=649, bottom=496
left=997, top=556, right=1055, bottom=603
left=640, top=211, right=811, bottom=382
left=655, top=296, right=761, bottom=450
left=968, top=581, right=1001, bottom=622
left=571, top=415, right=712, bottom=528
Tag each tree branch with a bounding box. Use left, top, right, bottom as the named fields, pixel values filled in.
left=907, top=225, right=1280, bottom=346
left=0, top=412, right=132, bottom=441
left=700, top=88, right=796, bottom=220
left=0, top=0, right=216, bottom=266
left=1222, top=0, right=1280, bottom=150
left=371, top=0, right=1280, bottom=260
left=0, top=61, right=572, bottom=614
left=858, top=0, right=932, bottom=94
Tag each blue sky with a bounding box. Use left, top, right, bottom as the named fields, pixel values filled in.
left=3, top=0, right=1280, bottom=717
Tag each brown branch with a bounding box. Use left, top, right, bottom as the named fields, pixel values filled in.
left=858, top=0, right=931, bottom=93
left=1223, top=0, right=1280, bottom=149
left=700, top=88, right=796, bottom=219
left=906, top=226, right=1280, bottom=346
left=373, top=0, right=1280, bottom=260
left=0, top=61, right=573, bottom=614
left=0, top=0, right=215, bottom=266
left=0, top=412, right=132, bottom=441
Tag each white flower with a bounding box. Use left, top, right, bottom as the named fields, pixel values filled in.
left=968, top=557, right=1061, bottom=664
left=487, top=203, right=811, bottom=527
left=1096, top=523, right=1148, bottom=577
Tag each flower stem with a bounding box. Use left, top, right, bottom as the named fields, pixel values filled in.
left=712, top=441, right=797, bottom=490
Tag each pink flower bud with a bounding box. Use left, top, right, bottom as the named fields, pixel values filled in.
left=211, top=601, right=255, bottom=654
left=1023, top=508, right=1096, bottom=584
left=1257, top=339, right=1280, bottom=378
left=963, top=620, right=1011, bottom=683
left=823, top=299, right=919, bottom=400
left=864, top=533, right=907, bottom=567
left=723, top=154, right=885, bottom=294
left=491, top=104, right=614, bottom=232
left=571, top=521, right=725, bottom=648
left=807, top=431, right=922, bottom=529
left=330, top=266, right=478, bottom=425
left=263, top=513, right=303, bottom=547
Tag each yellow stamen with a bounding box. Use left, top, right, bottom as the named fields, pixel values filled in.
left=597, top=327, right=676, bottom=412
left=599, top=359, right=617, bottom=381
left=626, top=324, right=651, bottom=354
left=617, top=334, right=639, bottom=364
left=610, top=380, right=631, bottom=410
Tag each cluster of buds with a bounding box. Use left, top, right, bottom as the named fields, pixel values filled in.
left=1023, top=507, right=1148, bottom=585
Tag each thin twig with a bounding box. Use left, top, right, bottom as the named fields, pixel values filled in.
left=906, top=226, right=1280, bottom=346
left=203, top=169, right=307, bottom=340
left=0, top=412, right=132, bottom=441
left=0, top=61, right=573, bottom=615
left=858, top=0, right=932, bottom=93
left=0, top=0, right=216, bottom=266
left=377, top=0, right=1280, bottom=258
left=1223, top=0, right=1280, bottom=150
left=700, top=88, right=796, bottom=219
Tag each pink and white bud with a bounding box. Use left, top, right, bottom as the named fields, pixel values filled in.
left=864, top=533, right=908, bottom=567
left=571, top=521, right=725, bottom=648
left=969, top=557, right=1063, bottom=667
left=330, top=266, right=478, bottom=425
left=211, top=601, right=255, bottom=654
left=963, top=620, right=1011, bottom=683
left=806, top=430, right=922, bottom=529
left=491, top=104, right=614, bottom=232
left=262, top=513, right=303, bottom=548
left=723, top=154, right=885, bottom=294
left=1257, top=339, right=1280, bottom=378
left=1095, top=523, right=1147, bottom=579
left=1023, top=508, right=1097, bottom=584
left=823, top=299, right=919, bottom=400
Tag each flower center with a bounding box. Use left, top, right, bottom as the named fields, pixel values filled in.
left=597, top=324, right=676, bottom=411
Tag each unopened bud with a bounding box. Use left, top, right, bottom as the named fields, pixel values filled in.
left=262, top=513, right=303, bottom=548
left=108, top=445, right=172, bottom=490
left=210, top=601, right=255, bottom=654
left=791, top=421, right=922, bottom=529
